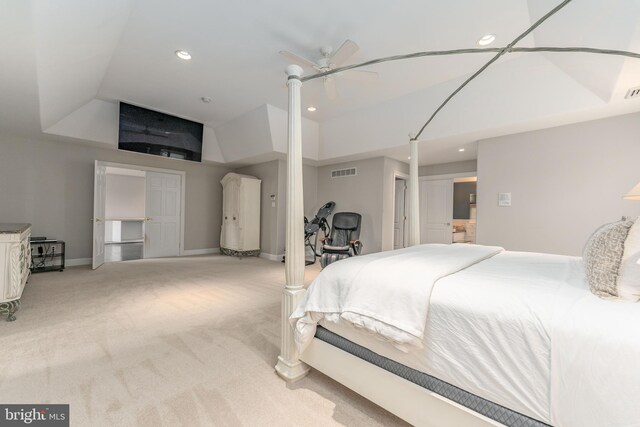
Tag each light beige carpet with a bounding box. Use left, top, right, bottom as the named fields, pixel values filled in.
left=0, top=255, right=408, bottom=426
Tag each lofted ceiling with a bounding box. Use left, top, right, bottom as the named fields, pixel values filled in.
left=1, top=0, right=640, bottom=166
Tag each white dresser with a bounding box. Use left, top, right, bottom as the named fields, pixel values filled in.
left=220, top=173, right=261, bottom=256
left=0, top=223, right=31, bottom=321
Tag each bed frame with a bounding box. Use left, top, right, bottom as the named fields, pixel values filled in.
left=273, top=64, right=506, bottom=426
left=301, top=337, right=503, bottom=427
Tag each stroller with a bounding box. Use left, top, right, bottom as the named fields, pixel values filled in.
left=304, top=201, right=336, bottom=265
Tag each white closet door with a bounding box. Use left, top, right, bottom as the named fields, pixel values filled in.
left=420, top=178, right=453, bottom=244
left=92, top=161, right=107, bottom=269
left=394, top=179, right=407, bottom=249
left=145, top=172, right=181, bottom=258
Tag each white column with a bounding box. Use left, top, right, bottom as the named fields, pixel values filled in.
left=275, top=64, right=310, bottom=382
left=408, top=139, right=421, bottom=246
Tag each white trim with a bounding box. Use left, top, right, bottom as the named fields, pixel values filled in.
left=259, top=252, right=285, bottom=262
left=97, top=161, right=187, bottom=257
left=301, top=338, right=504, bottom=427
left=420, top=171, right=477, bottom=181
left=66, top=257, right=92, bottom=267
left=182, top=248, right=220, bottom=256
left=394, top=171, right=410, bottom=181
left=69, top=249, right=219, bottom=267
left=391, top=173, right=409, bottom=249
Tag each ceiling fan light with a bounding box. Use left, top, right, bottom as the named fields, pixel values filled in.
left=477, top=34, right=496, bottom=46
left=307, top=106, right=317, bottom=112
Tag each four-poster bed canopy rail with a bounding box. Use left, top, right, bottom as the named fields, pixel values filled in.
left=275, top=0, right=640, bottom=424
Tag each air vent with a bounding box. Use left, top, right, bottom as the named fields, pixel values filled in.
left=625, top=86, right=640, bottom=99
left=331, top=167, right=357, bottom=178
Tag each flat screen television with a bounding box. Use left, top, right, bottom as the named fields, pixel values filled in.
left=118, top=102, right=203, bottom=162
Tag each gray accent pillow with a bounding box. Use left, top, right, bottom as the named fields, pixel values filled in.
left=583, top=219, right=634, bottom=298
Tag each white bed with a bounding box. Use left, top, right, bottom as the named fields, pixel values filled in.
left=292, top=245, right=640, bottom=427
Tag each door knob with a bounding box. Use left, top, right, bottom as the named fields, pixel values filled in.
left=145, top=217, right=152, bottom=221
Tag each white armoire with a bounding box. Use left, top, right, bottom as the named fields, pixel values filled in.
left=220, top=173, right=261, bottom=256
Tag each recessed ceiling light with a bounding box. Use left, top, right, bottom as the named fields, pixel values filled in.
left=407, top=156, right=411, bottom=160
left=307, top=106, right=317, bottom=112
left=201, top=97, right=212, bottom=103
left=477, top=34, right=496, bottom=46
left=175, top=50, right=192, bottom=60
left=458, top=148, right=465, bottom=152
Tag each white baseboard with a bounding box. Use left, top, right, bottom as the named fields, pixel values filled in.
left=67, top=249, right=220, bottom=266
left=259, top=253, right=285, bottom=262
left=182, top=248, right=220, bottom=256
left=66, top=258, right=92, bottom=267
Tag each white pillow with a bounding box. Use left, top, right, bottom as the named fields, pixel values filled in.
left=618, top=217, right=640, bottom=302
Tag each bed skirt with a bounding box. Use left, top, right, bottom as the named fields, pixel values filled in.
left=315, top=326, right=549, bottom=427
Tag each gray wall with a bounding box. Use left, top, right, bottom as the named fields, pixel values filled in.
left=419, top=159, right=477, bottom=177
left=316, top=157, right=408, bottom=254
left=236, top=160, right=319, bottom=257
left=0, top=134, right=232, bottom=259
left=236, top=160, right=281, bottom=256
left=303, top=164, right=318, bottom=219
left=477, top=112, right=640, bottom=256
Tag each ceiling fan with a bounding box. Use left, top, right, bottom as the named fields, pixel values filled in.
left=279, top=39, right=378, bottom=100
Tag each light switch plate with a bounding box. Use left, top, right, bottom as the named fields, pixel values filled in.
left=498, top=192, right=512, bottom=207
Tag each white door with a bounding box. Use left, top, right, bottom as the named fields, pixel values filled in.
left=92, top=161, right=107, bottom=269
left=145, top=172, right=181, bottom=258
left=420, top=179, right=453, bottom=244
left=393, top=179, right=407, bottom=249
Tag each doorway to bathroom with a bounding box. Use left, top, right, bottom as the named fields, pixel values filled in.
left=452, top=176, right=477, bottom=244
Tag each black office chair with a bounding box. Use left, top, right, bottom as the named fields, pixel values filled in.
left=320, top=212, right=363, bottom=268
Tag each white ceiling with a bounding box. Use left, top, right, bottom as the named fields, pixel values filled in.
left=1, top=0, right=640, bottom=166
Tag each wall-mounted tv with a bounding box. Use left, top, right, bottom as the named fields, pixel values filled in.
left=118, top=102, right=203, bottom=162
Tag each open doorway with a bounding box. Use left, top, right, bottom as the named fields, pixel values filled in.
left=452, top=176, right=477, bottom=244
left=93, top=161, right=185, bottom=269
left=419, top=172, right=477, bottom=244
left=104, top=167, right=146, bottom=262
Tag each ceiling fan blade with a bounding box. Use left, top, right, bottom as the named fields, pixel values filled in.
left=324, top=77, right=338, bottom=100
left=338, top=69, right=378, bottom=83
left=329, top=39, right=359, bottom=66
left=279, top=50, right=317, bottom=69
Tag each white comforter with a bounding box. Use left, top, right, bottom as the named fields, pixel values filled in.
left=291, top=244, right=503, bottom=352
left=292, top=246, right=640, bottom=427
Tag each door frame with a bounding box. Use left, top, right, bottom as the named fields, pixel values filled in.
left=96, top=161, right=187, bottom=257
left=93, top=161, right=107, bottom=269
left=391, top=172, right=409, bottom=249
left=419, top=171, right=478, bottom=244
left=419, top=171, right=477, bottom=182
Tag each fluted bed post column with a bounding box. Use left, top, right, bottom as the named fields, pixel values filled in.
left=275, top=64, right=310, bottom=382
left=408, top=138, right=421, bottom=246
